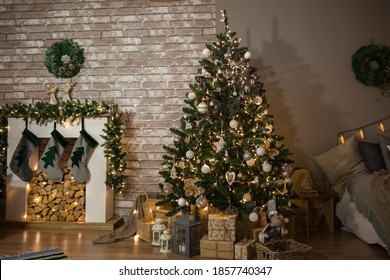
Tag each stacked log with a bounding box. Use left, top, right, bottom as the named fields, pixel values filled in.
left=26, top=168, right=86, bottom=222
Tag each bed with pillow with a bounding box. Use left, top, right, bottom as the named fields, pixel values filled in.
left=314, top=131, right=390, bottom=255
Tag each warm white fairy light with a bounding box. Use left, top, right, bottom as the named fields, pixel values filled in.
left=379, top=122, right=385, bottom=132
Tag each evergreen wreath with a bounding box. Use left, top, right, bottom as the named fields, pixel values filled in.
left=44, top=39, right=85, bottom=79
left=351, top=44, right=390, bottom=88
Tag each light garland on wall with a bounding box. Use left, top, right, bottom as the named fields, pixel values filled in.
left=337, top=115, right=389, bottom=144
left=0, top=100, right=127, bottom=192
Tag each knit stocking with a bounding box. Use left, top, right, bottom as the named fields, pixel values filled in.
left=9, top=129, right=40, bottom=182
left=38, top=129, right=68, bottom=182
left=68, top=129, right=98, bottom=183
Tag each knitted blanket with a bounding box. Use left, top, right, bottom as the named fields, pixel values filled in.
left=92, top=194, right=144, bottom=244
left=346, top=170, right=390, bottom=255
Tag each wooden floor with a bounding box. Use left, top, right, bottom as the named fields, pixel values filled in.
left=0, top=224, right=388, bottom=260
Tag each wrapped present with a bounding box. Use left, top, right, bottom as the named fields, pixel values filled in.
left=136, top=219, right=154, bottom=243
left=234, top=238, right=256, bottom=260
left=200, top=234, right=234, bottom=259
left=208, top=214, right=236, bottom=241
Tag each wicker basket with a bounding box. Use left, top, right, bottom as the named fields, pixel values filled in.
left=136, top=219, right=154, bottom=243
left=255, top=239, right=312, bottom=260
left=140, top=192, right=162, bottom=222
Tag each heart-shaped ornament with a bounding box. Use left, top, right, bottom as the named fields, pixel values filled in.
left=225, top=171, right=236, bottom=185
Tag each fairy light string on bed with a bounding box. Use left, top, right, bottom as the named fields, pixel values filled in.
left=337, top=115, right=389, bottom=144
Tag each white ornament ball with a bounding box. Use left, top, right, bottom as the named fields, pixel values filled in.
left=229, top=119, right=238, bottom=129
left=196, top=196, right=208, bottom=209
left=177, top=197, right=187, bottom=207
left=218, top=69, right=223, bottom=75
left=202, top=48, right=211, bottom=57
left=233, top=90, right=238, bottom=96
left=163, top=183, right=173, bottom=194
left=186, top=150, right=195, bottom=159
left=249, top=212, right=259, bottom=222
left=197, top=102, right=208, bottom=114
left=243, top=151, right=252, bottom=161
left=262, top=162, right=272, bottom=173
left=201, top=164, right=211, bottom=174
left=256, top=146, right=266, bottom=156
left=244, top=51, right=252, bottom=59
left=187, top=92, right=196, bottom=100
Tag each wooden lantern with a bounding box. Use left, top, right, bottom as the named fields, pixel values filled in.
left=172, top=213, right=203, bottom=257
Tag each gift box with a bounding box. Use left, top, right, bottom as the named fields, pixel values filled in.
left=200, top=234, right=234, bottom=259
left=234, top=238, right=256, bottom=260
left=208, top=214, right=236, bottom=241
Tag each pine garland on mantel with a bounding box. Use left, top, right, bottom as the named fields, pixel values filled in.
left=0, top=100, right=127, bottom=192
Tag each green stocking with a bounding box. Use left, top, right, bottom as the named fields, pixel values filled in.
left=9, top=129, right=40, bottom=182
left=38, top=129, right=68, bottom=182
left=68, top=129, right=98, bottom=183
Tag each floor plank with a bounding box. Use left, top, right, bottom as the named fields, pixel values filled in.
left=0, top=225, right=388, bottom=260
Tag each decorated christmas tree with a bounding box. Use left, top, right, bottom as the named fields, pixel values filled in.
left=159, top=10, right=295, bottom=223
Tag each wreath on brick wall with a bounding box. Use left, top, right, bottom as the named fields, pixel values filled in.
left=44, top=39, right=85, bottom=79
left=351, top=44, right=390, bottom=95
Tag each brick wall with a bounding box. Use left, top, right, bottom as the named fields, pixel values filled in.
left=0, top=0, right=216, bottom=217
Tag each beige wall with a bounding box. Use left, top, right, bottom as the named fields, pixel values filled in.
left=216, top=0, right=390, bottom=171
left=0, top=0, right=216, bottom=216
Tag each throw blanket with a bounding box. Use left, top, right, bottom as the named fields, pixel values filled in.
left=0, top=247, right=68, bottom=260
left=346, top=170, right=390, bottom=255
left=93, top=192, right=157, bottom=244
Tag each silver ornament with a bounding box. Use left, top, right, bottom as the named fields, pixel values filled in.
left=197, top=102, right=208, bottom=114
left=243, top=151, right=252, bottom=161
left=249, top=212, right=259, bottom=222
left=196, top=196, right=208, bottom=209
left=281, top=163, right=293, bottom=177
left=186, top=150, right=195, bottom=159
left=244, top=51, right=252, bottom=59
left=256, top=146, right=266, bottom=156
left=163, top=183, right=173, bottom=194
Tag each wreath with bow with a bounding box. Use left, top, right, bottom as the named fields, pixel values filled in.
left=351, top=44, right=390, bottom=95
left=44, top=39, right=85, bottom=79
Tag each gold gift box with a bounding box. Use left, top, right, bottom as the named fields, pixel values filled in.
left=208, top=214, right=236, bottom=241
left=200, top=234, right=234, bottom=259
left=234, top=238, right=256, bottom=260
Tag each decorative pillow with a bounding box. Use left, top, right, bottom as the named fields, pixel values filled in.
left=313, top=136, right=368, bottom=196
left=357, top=140, right=386, bottom=172
left=378, top=133, right=390, bottom=171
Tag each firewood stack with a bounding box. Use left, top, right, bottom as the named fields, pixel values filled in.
left=26, top=168, right=86, bottom=222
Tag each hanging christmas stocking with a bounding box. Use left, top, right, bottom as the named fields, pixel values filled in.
left=38, top=128, right=69, bottom=182
left=9, top=128, right=40, bottom=182
left=68, top=129, right=98, bottom=183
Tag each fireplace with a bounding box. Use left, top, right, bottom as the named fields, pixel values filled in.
left=5, top=117, right=113, bottom=223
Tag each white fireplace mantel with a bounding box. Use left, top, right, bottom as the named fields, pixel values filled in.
left=5, top=117, right=113, bottom=223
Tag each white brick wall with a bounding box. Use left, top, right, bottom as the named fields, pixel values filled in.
left=0, top=0, right=216, bottom=217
